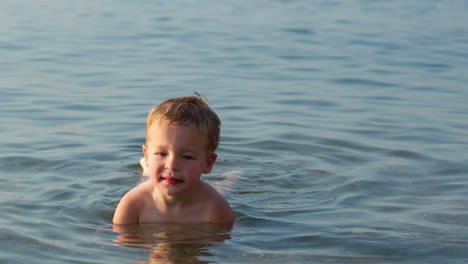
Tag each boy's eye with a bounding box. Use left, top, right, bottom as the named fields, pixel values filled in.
left=182, top=155, right=194, bottom=160
left=155, top=152, right=167, bottom=157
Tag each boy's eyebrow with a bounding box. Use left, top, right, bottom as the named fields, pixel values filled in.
left=151, top=144, right=168, bottom=151
left=151, top=145, right=198, bottom=153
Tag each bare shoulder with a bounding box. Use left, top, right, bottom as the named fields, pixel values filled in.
left=113, top=181, right=152, bottom=224
left=200, top=181, right=235, bottom=223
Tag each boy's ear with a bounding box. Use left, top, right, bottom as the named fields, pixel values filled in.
left=203, top=153, right=217, bottom=174
left=142, top=145, right=149, bottom=166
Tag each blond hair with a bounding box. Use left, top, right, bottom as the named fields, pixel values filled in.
left=145, top=93, right=221, bottom=152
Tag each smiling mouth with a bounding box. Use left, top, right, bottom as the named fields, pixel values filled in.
left=160, top=176, right=183, bottom=185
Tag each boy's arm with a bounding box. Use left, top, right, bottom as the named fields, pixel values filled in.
left=113, top=191, right=140, bottom=224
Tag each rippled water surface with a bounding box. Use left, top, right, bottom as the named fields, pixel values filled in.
left=1, top=0, right=468, bottom=263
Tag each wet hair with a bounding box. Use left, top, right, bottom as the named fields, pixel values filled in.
left=145, top=93, right=221, bottom=152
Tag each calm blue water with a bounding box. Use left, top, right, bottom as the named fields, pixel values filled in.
left=1, top=0, right=468, bottom=263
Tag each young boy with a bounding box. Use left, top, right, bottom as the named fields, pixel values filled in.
left=113, top=94, right=234, bottom=225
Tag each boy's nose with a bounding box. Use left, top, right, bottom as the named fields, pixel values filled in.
left=165, top=156, right=179, bottom=171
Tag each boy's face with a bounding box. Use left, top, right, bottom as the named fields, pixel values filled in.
left=142, top=120, right=217, bottom=198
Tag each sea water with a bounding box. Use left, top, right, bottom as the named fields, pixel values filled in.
left=1, top=0, right=468, bottom=263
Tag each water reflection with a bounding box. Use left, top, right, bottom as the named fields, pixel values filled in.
left=113, top=223, right=232, bottom=264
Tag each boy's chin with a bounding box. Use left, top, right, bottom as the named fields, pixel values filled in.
left=158, top=184, right=186, bottom=197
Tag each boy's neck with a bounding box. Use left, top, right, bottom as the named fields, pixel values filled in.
left=152, top=182, right=202, bottom=210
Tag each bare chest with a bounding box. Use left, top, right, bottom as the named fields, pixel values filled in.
left=139, top=200, right=210, bottom=223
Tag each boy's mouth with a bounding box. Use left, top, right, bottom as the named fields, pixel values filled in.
left=161, top=176, right=183, bottom=185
